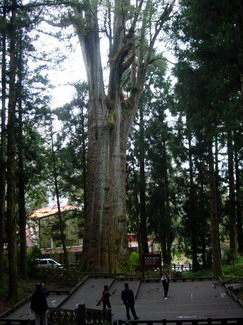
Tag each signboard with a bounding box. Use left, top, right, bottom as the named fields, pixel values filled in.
left=142, top=253, right=161, bottom=268
left=142, top=253, right=162, bottom=280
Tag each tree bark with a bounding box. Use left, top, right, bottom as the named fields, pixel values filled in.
left=138, top=106, right=149, bottom=254
left=72, top=0, right=175, bottom=272
left=188, top=131, right=198, bottom=271
left=227, top=131, right=237, bottom=253
left=208, top=140, right=222, bottom=277
left=51, top=127, right=69, bottom=267
left=0, top=2, right=7, bottom=281
left=17, top=32, right=28, bottom=279
left=7, top=0, right=18, bottom=302
left=234, top=135, right=243, bottom=253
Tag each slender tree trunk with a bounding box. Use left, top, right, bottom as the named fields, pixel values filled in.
left=227, top=131, right=237, bottom=253
left=129, top=154, right=141, bottom=255
left=188, top=132, right=198, bottom=271
left=7, top=0, right=18, bottom=302
left=163, top=140, right=172, bottom=266
left=51, top=128, right=69, bottom=267
left=237, top=0, right=243, bottom=107
left=235, top=141, right=243, bottom=253
left=208, top=140, right=222, bottom=277
left=159, top=196, right=168, bottom=266
left=17, top=32, right=27, bottom=278
left=138, top=106, right=149, bottom=254
left=0, top=2, right=7, bottom=281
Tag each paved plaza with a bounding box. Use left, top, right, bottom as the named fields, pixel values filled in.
left=0, top=277, right=243, bottom=323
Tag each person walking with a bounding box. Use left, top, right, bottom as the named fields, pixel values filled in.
left=102, top=285, right=111, bottom=310
left=31, top=282, right=49, bottom=325
left=161, top=271, right=170, bottom=299
left=121, top=283, right=139, bottom=320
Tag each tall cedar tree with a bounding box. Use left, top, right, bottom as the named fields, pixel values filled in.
left=56, top=0, right=176, bottom=272
left=6, top=0, right=18, bottom=302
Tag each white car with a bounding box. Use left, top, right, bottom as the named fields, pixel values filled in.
left=35, top=258, right=63, bottom=268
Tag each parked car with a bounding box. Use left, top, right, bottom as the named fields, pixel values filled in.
left=35, top=258, right=63, bottom=268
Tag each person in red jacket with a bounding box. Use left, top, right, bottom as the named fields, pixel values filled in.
left=102, top=285, right=111, bottom=310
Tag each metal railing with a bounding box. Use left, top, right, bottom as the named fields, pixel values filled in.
left=115, top=317, right=243, bottom=325
left=48, top=304, right=112, bottom=325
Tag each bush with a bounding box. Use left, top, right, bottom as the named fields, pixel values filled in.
left=27, top=246, right=42, bottom=276
left=129, top=251, right=140, bottom=272
left=179, top=269, right=213, bottom=278
left=222, top=254, right=243, bottom=280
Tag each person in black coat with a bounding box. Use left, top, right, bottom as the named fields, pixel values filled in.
left=31, top=283, right=49, bottom=325
left=121, top=283, right=139, bottom=320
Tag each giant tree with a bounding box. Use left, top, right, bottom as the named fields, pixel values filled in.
left=52, top=0, right=176, bottom=271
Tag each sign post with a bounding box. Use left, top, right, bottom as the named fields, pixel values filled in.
left=142, top=252, right=162, bottom=280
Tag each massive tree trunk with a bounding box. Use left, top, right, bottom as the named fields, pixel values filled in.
left=71, top=0, right=175, bottom=271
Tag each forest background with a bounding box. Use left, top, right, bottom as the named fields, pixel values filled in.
left=0, top=0, right=243, bottom=303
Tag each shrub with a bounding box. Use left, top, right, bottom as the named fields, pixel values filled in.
left=129, top=251, right=140, bottom=272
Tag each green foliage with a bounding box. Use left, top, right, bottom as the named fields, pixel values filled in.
left=53, top=82, right=88, bottom=205
left=222, top=254, right=243, bottom=280
left=128, top=251, right=140, bottom=272
left=179, top=269, right=213, bottom=278
left=27, top=246, right=41, bottom=275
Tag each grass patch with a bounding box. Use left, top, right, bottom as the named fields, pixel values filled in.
left=180, top=269, right=213, bottom=278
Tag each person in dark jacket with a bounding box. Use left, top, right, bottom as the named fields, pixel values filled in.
left=31, top=283, right=49, bottom=325
left=102, top=285, right=111, bottom=310
left=121, top=283, right=139, bottom=320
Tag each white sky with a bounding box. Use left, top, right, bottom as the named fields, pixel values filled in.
left=50, top=45, right=86, bottom=107
left=31, top=21, right=86, bottom=108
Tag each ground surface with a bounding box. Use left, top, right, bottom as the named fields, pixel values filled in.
left=1, top=277, right=243, bottom=322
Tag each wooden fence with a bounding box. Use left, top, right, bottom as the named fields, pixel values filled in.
left=41, top=267, right=87, bottom=284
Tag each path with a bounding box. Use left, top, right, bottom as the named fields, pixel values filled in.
left=0, top=277, right=243, bottom=323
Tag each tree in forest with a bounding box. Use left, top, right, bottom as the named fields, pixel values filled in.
left=146, top=111, right=175, bottom=266
left=6, top=0, right=19, bottom=302
left=0, top=1, right=7, bottom=282
left=54, top=82, right=89, bottom=209
left=45, top=0, right=176, bottom=272
left=126, top=53, right=176, bottom=264
left=0, top=0, right=56, bottom=298
left=172, top=0, right=243, bottom=275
